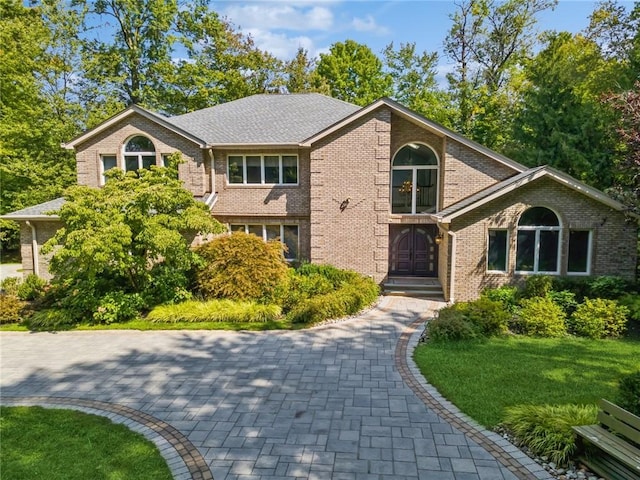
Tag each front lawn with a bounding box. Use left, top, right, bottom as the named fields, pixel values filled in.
left=0, top=406, right=172, bottom=480
left=413, top=336, right=640, bottom=427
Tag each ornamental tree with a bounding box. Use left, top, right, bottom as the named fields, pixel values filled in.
left=43, top=164, right=224, bottom=320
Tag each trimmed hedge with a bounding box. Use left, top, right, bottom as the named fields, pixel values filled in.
left=514, top=297, right=566, bottom=337
left=567, top=298, right=628, bottom=339
left=146, top=299, right=281, bottom=323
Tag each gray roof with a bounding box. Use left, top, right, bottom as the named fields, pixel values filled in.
left=434, top=166, right=546, bottom=220
left=1, top=197, right=65, bottom=219
left=168, top=93, right=361, bottom=145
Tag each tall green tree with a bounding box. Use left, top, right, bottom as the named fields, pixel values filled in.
left=511, top=32, right=620, bottom=188
left=444, top=0, right=557, bottom=149
left=0, top=0, right=78, bottom=250
left=316, top=40, right=392, bottom=106
left=383, top=42, right=451, bottom=126
left=284, top=47, right=328, bottom=94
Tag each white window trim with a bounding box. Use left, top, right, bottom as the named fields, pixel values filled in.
left=122, top=136, right=157, bottom=172
left=229, top=223, right=299, bottom=260
left=486, top=228, right=509, bottom=273
left=567, top=229, right=593, bottom=276
left=99, top=154, right=117, bottom=186
left=390, top=143, right=440, bottom=214
left=515, top=225, right=562, bottom=275
left=226, top=154, right=299, bottom=186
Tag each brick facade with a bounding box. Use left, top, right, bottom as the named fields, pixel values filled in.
left=19, top=221, right=59, bottom=281
left=11, top=96, right=637, bottom=302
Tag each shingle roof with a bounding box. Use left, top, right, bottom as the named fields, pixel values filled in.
left=1, top=197, right=65, bottom=219
left=167, top=93, right=361, bottom=145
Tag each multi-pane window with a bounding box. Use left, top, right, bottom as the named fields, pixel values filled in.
left=568, top=230, right=592, bottom=274
left=391, top=144, right=438, bottom=214
left=516, top=207, right=561, bottom=274
left=487, top=229, right=508, bottom=272
left=230, top=224, right=299, bottom=260
left=100, top=155, right=117, bottom=185
left=227, top=155, right=298, bottom=185
left=124, top=136, right=156, bottom=172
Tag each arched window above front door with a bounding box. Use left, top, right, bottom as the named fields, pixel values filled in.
left=391, top=144, right=438, bottom=214
left=516, top=207, right=561, bottom=274
left=124, top=135, right=156, bottom=172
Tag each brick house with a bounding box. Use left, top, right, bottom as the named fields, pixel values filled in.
left=4, top=93, right=637, bottom=301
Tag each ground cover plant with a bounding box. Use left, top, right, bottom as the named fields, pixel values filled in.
left=416, top=274, right=640, bottom=466
left=0, top=406, right=172, bottom=480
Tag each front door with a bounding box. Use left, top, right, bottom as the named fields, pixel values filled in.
left=389, top=225, right=438, bottom=277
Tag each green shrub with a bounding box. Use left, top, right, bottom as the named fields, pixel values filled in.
left=616, top=371, right=640, bottom=416
left=0, top=277, right=20, bottom=296
left=195, top=232, right=289, bottom=301
left=426, top=309, right=477, bottom=341
left=0, top=293, right=26, bottom=324
left=92, top=291, right=145, bottom=324
left=458, top=297, right=511, bottom=337
left=144, top=264, right=193, bottom=305
left=502, top=404, right=598, bottom=466
left=295, top=262, right=357, bottom=286
left=522, top=275, right=553, bottom=298
left=552, top=277, right=592, bottom=302
left=287, top=275, right=379, bottom=324
left=514, top=297, right=566, bottom=337
left=147, top=299, right=281, bottom=323
left=480, top=285, right=519, bottom=313
left=16, top=274, right=47, bottom=301
left=547, top=290, right=578, bottom=316
left=618, top=294, right=640, bottom=322
left=587, top=276, right=632, bottom=299
left=568, top=298, right=628, bottom=339
left=25, top=308, right=77, bottom=330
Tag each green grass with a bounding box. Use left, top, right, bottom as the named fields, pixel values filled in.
left=0, top=406, right=172, bottom=480
left=413, top=336, right=640, bottom=427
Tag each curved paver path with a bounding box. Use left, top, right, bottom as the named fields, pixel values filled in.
left=1, top=296, right=551, bottom=480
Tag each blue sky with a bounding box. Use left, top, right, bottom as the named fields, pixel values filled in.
left=212, top=0, right=614, bottom=63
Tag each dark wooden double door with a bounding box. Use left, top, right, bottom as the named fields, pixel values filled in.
left=389, top=225, right=438, bottom=277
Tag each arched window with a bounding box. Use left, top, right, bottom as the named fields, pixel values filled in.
left=391, top=144, right=438, bottom=214
left=124, top=136, right=156, bottom=172
left=516, top=207, right=561, bottom=273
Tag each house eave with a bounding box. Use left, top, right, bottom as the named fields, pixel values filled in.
left=62, top=105, right=208, bottom=150
left=208, top=143, right=303, bottom=149
left=0, top=214, right=60, bottom=221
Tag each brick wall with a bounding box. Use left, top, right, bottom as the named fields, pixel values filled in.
left=19, top=220, right=61, bottom=281
left=309, top=108, right=391, bottom=282
left=75, top=114, right=208, bottom=196
left=211, top=148, right=310, bottom=217
left=450, top=177, right=638, bottom=301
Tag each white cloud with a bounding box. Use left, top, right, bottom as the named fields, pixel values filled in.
left=223, top=4, right=334, bottom=31
left=351, top=14, right=389, bottom=35
left=244, top=28, right=319, bottom=59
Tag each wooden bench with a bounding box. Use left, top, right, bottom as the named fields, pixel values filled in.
left=572, top=399, right=640, bottom=480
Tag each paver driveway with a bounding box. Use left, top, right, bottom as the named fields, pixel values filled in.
left=1, top=296, right=547, bottom=480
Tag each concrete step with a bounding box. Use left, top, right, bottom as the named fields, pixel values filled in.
left=383, top=289, right=445, bottom=299
left=382, top=277, right=444, bottom=298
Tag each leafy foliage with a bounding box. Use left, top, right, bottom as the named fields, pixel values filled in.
left=16, top=274, right=47, bottom=301
left=92, top=292, right=145, bottom=325
left=427, top=297, right=510, bottom=341
left=514, top=297, right=567, bottom=337
left=427, top=309, right=478, bottom=342
left=195, top=232, right=288, bottom=301
left=616, top=370, right=640, bottom=416
left=502, top=404, right=598, bottom=466
left=147, top=299, right=281, bottom=323
left=522, top=275, right=554, bottom=299
left=316, top=40, right=392, bottom=106
left=568, top=298, right=628, bottom=338
left=42, top=166, right=223, bottom=324
left=0, top=293, right=26, bottom=324
left=480, top=285, right=519, bottom=313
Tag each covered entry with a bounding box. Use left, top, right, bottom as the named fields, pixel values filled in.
left=388, top=224, right=438, bottom=277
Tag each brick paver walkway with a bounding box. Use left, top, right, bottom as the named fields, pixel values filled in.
left=1, top=296, right=551, bottom=480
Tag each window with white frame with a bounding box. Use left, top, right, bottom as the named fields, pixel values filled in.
left=100, top=155, right=117, bottom=185
left=516, top=207, right=561, bottom=274
left=124, top=136, right=156, bottom=172
left=227, top=155, right=298, bottom=185
left=567, top=230, right=592, bottom=274
left=391, top=144, right=438, bottom=214
left=487, top=229, right=508, bottom=272
left=230, top=224, right=299, bottom=260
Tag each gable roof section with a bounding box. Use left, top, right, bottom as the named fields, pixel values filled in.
left=62, top=105, right=208, bottom=149
left=166, top=93, right=361, bottom=146
left=1, top=197, right=64, bottom=220
left=433, top=165, right=637, bottom=223
left=301, top=97, right=527, bottom=173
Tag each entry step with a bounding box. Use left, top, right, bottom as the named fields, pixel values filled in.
left=382, top=277, right=444, bottom=298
